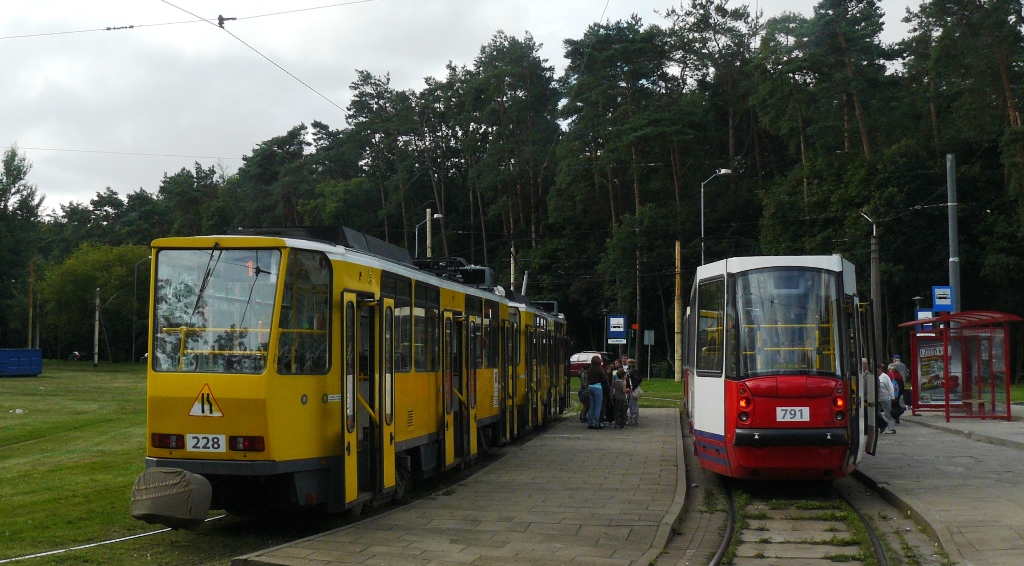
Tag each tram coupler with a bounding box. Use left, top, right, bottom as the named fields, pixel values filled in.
left=130, top=467, right=212, bottom=530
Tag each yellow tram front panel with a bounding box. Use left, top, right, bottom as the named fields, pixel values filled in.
left=147, top=238, right=344, bottom=465
left=146, top=374, right=343, bottom=463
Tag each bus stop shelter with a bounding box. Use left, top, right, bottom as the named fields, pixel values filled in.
left=899, top=311, right=1021, bottom=422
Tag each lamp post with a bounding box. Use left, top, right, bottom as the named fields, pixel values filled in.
left=415, top=210, right=443, bottom=258
left=701, top=168, right=732, bottom=265
left=133, top=255, right=151, bottom=363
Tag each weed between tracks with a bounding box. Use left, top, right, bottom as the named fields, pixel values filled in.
left=724, top=486, right=881, bottom=566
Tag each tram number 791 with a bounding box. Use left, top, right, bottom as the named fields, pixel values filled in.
left=776, top=407, right=810, bottom=422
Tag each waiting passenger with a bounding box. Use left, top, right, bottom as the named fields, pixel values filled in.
left=877, top=363, right=896, bottom=434
left=626, top=358, right=641, bottom=426
left=611, top=371, right=627, bottom=429
left=586, top=356, right=605, bottom=429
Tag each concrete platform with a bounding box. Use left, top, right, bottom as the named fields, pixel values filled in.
left=234, top=408, right=686, bottom=566
left=235, top=406, right=1024, bottom=566
left=855, top=412, right=1024, bottom=566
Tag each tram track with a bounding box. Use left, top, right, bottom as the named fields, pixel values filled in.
left=663, top=428, right=892, bottom=566
left=708, top=480, right=888, bottom=566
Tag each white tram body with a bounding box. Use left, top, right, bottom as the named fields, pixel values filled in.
left=684, top=255, right=878, bottom=480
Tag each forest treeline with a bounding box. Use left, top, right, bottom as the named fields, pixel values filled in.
left=1, top=0, right=1022, bottom=377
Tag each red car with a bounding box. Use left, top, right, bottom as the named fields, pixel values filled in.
left=567, top=351, right=616, bottom=377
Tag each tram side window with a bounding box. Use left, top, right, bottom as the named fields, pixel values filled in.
left=414, top=284, right=441, bottom=372
left=472, top=322, right=484, bottom=369
left=277, top=250, right=331, bottom=375
left=484, top=300, right=500, bottom=368
left=396, top=278, right=412, bottom=373
left=697, top=278, right=725, bottom=374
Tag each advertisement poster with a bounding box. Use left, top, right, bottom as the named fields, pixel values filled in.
left=916, top=340, right=962, bottom=404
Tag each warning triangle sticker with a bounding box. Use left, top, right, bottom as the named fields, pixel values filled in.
left=189, top=384, right=224, bottom=417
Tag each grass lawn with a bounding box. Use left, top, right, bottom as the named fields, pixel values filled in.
left=1012, top=384, right=1024, bottom=403
left=0, top=361, right=355, bottom=565
left=568, top=375, right=686, bottom=413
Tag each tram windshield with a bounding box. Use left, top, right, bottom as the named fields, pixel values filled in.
left=152, top=248, right=281, bottom=373
left=734, top=268, right=841, bottom=378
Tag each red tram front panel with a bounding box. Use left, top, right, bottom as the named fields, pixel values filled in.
left=687, top=255, right=873, bottom=481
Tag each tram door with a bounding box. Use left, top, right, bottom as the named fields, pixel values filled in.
left=342, top=292, right=377, bottom=508
left=525, top=326, right=535, bottom=428
left=843, top=295, right=864, bottom=467
left=442, top=311, right=469, bottom=469
left=379, top=298, right=396, bottom=490
left=859, top=302, right=880, bottom=456
left=504, top=321, right=518, bottom=440
left=466, top=318, right=479, bottom=458
left=342, top=294, right=359, bottom=505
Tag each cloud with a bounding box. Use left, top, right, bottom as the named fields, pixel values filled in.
left=2, top=0, right=913, bottom=212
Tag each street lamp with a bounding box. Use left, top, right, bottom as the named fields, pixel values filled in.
left=415, top=210, right=443, bottom=258
left=133, top=255, right=152, bottom=363
left=701, top=168, right=732, bottom=265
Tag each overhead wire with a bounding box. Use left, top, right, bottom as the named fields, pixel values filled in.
left=6, top=145, right=243, bottom=160
left=0, top=1, right=376, bottom=41
left=156, top=0, right=346, bottom=113
left=5, top=1, right=374, bottom=161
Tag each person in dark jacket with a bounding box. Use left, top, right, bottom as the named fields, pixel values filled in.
left=611, top=372, right=628, bottom=429
left=578, top=364, right=590, bottom=423
left=585, top=356, right=605, bottom=429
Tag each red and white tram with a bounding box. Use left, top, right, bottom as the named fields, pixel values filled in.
left=684, top=255, right=879, bottom=480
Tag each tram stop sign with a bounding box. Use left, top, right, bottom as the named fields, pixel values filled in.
left=607, top=315, right=627, bottom=345
left=643, top=330, right=654, bottom=346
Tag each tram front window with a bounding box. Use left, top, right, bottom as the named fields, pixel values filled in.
left=734, top=268, right=841, bottom=378
left=152, top=248, right=281, bottom=373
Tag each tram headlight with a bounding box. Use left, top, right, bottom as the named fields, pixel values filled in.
left=739, top=397, right=751, bottom=410
left=832, top=396, right=845, bottom=409
left=834, top=411, right=845, bottom=421
left=738, top=412, right=750, bottom=423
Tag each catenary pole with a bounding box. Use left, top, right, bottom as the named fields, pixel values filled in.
left=674, top=240, right=682, bottom=382
left=93, top=288, right=100, bottom=368
left=947, top=154, right=961, bottom=313
left=862, top=212, right=884, bottom=364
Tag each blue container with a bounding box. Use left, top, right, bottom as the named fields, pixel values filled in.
left=0, top=349, right=43, bottom=377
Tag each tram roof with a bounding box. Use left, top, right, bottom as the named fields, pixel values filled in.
left=695, top=255, right=856, bottom=294
left=697, top=255, right=851, bottom=275
left=152, top=233, right=561, bottom=318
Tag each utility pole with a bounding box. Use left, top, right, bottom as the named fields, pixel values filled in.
left=93, top=288, right=100, bottom=368
left=861, top=213, right=884, bottom=363
left=510, top=243, right=516, bottom=291
left=27, top=259, right=33, bottom=348
left=674, top=240, right=682, bottom=382
left=426, top=208, right=434, bottom=258
left=947, top=154, right=961, bottom=313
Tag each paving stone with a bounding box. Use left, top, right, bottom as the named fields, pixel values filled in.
left=235, top=409, right=684, bottom=566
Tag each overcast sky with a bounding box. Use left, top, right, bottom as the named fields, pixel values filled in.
left=2, top=0, right=917, bottom=213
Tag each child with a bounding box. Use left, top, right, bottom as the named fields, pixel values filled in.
left=612, top=372, right=628, bottom=429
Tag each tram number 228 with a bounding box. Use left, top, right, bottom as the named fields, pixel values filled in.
left=776, top=407, right=810, bottom=422
left=187, top=434, right=226, bottom=452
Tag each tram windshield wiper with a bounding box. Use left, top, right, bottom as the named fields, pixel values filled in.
left=237, top=253, right=270, bottom=333
left=188, top=243, right=222, bottom=326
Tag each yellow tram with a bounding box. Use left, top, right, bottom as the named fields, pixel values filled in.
left=135, top=228, right=567, bottom=521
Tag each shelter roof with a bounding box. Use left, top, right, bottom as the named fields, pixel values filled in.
left=898, top=310, right=1023, bottom=328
